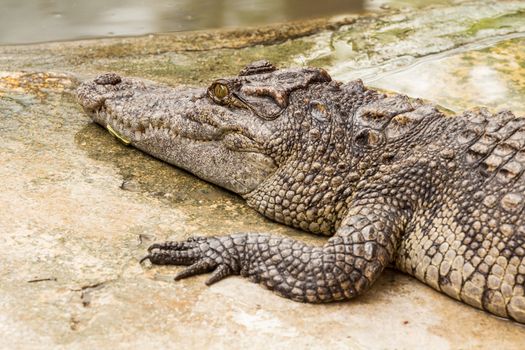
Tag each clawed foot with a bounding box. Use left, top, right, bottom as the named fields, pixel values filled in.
left=140, top=236, right=240, bottom=285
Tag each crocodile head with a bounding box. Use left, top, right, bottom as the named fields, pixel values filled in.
left=76, top=61, right=360, bottom=195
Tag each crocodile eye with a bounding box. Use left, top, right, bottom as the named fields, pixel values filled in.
left=213, top=83, right=229, bottom=99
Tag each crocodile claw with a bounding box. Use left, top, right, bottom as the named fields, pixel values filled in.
left=139, top=255, right=151, bottom=264
left=141, top=236, right=239, bottom=285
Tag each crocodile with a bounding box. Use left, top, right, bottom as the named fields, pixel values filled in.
left=76, top=61, right=525, bottom=323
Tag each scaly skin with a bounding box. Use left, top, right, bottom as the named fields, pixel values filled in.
left=77, top=61, right=525, bottom=323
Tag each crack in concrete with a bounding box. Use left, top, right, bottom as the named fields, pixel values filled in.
left=27, top=277, right=57, bottom=283
left=70, top=281, right=109, bottom=308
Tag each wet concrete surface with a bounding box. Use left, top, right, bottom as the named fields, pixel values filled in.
left=1, top=0, right=525, bottom=348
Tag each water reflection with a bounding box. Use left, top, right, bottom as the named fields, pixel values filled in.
left=0, top=0, right=364, bottom=44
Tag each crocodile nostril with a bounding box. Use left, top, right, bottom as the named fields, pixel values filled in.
left=94, top=72, right=122, bottom=85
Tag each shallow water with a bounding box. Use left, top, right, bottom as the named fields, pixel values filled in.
left=0, top=0, right=363, bottom=44
left=0, top=0, right=462, bottom=45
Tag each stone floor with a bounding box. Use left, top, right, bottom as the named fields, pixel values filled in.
left=1, top=1, right=525, bottom=349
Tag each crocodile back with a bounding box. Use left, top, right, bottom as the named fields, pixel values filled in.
left=460, top=109, right=525, bottom=185
left=396, top=108, right=525, bottom=321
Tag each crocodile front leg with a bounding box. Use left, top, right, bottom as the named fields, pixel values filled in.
left=142, top=204, right=406, bottom=302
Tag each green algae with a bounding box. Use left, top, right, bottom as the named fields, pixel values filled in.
left=465, top=9, right=525, bottom=36
left=102, top=39, right=315, bottom=85
left=370, top=36, right=525, bottom=115
left=304, top=1, right=525, bottom=84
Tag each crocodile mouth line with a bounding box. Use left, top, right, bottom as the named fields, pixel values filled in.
left=97, top=105, right=262, bottom=150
